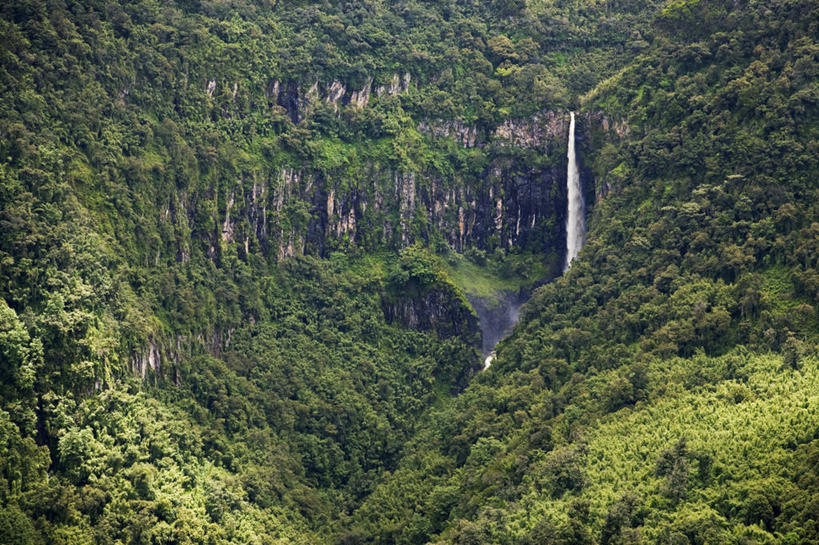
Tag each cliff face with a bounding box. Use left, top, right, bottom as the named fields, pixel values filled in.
left=138, top=69, right=625, bottom=275
left=383, top=285, right=480, bottom=347
left=245, top=160, right=567, bottom=257
left=264, top=74, right=412, bottom=123
left=131, top=109, right=621, bottom=376
left=194, top=111, right=575, bottom=265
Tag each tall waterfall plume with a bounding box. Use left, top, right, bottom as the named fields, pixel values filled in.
left=564, top=111, right=585, bottom=271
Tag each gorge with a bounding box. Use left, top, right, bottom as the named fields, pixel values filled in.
left=1, top=0, right=817, bottom=544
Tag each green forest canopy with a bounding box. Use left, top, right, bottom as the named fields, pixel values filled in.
left=1, top=0, right=818, bottom=543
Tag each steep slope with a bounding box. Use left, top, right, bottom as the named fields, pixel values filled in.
left=0, top=0, right=670, bottom=542
left=2, top=0, right=817, bottom=543
left=0, top=0, right=661, bottom=389
left=347, top=0, right=819, bottom=543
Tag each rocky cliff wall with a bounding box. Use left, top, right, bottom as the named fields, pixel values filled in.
left=189, top=112, right=582, bottom=266
left=383, top=286, right=481, bottom=347
left=204, top=160, right=565, bottom=261
left=146, top=108, right=632, bottom=274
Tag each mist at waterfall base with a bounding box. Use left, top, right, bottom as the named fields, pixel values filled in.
left=564, top=111, right=586, bottom=271
left=468, top=291, right=526, bottom=369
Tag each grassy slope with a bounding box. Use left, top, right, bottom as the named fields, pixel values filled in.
left=442, top=252, right=550, bottom=300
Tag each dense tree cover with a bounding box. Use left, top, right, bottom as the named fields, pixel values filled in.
left=0, top=0, right=666, bottom=538
left=350, top=351, right=819, bottom=544
left=0, top=249, right=484, bottom=543
left=343, top=0, right=819, bottom=543
left=0, top=0, right=658, bottom=396
left=1, top=0, right=818, bottom=543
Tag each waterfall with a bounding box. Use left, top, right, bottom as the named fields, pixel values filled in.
left=564, top=111, right=585, bottom=271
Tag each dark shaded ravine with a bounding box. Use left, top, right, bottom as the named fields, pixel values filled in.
left=467, top=290, right=528, bottom=368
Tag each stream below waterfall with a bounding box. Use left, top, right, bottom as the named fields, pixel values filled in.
left=467, top=291, right=527, bottom=369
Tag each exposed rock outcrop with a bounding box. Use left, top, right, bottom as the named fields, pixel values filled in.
left=349, top=78, right=373, bottom=109
left=130, top=328, right=236, bottom=383
left=418, top=119, right=479, bottom=147
left=159, top=109, right=638, bottom=276
left=418, top=111, right=570, bottom=151
left=326, top=80, right=346, bottom=110
left=383, top=283, right=480, bottom=346
left=375, top=72, right=411, bottom=97
left=272, top=73, right=410, bottom=121
left=205, top=111, right=588, bottom=263
left=131, top=338, right=161, bottom=378
left=209, top=161, right=566, bottom=260
left=493, top=111, right=569, bottom=149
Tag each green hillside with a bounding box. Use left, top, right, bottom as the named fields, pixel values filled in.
left=347, top=1, right=819, bottom=543
left=1, top=0, right=817, bottom=543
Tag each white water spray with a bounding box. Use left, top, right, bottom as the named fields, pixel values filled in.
left=564, top=112, right=585, bottom=271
